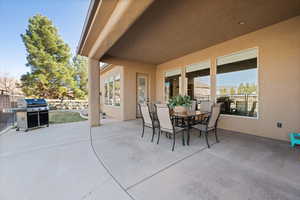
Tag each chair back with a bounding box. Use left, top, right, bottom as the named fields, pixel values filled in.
left=249, top=101, right=257, bottom=116
left=149, top=101, right=162, bottom=113
left=155, top=104, right=173, bottom=131
left=199, top=101, right=213, bottom=112
left=139, top=103, right=152, bottom=125
left=191, top=100, right=197, bottom=111
left=208, top=104, right=221, bottom=128
left=236, top=101, right=247, bottom=114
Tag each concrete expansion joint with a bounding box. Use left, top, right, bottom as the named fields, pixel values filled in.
left=89, top=125, right=221, bottom=198
left=89, top=127, right=137, bottom=200
left=125, top=146, right=210, bottom=191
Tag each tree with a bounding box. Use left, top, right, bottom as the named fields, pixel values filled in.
left=237, top=83, right=245, bottom=95
left=0, top=73, right=22, bottom=96
left=71, top=55, right=88, bottom=99
left=230, top=87, right=235, bottom=95
left=238, top=83, right=257, bottom=95
left=237, top=82, right=257, bottom=112
left=220, top=88, right=227, bottom=96
left=20, top=14, right=79, bottom=100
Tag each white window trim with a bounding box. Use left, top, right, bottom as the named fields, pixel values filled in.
left=186, top=60, right=211, bottom=73
left=104, top=74, right=121, bottom=107
left=217, top=48, right=258, bottom=66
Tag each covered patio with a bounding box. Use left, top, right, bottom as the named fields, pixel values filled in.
left=1, top=120, right=300, bottom=199
left=73, top=0, right=300, bottom=199
left=78, top=0, right=300, bottom=143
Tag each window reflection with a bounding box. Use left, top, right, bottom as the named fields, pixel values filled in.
left=186, top=64, right=210, bottom=101
left=217, top=49, right=258, bottom=117
left=165, top=75, right=180, bottom=102
left=164, top=69, right=181, bottom=102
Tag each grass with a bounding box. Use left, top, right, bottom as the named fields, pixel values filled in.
left=49, top=111, right=87, bottom=124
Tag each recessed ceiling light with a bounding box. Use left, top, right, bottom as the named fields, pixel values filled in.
left=238, top=21, right=245, bottom=25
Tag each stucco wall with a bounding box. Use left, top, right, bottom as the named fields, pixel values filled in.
left=156, top=16, right=300, bottom=141
left=101, top=58, right=157, bottom=120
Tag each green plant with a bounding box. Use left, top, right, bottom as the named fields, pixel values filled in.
left=168, top=95, right=192, bottom=108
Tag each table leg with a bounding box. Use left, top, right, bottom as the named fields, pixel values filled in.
left=187, top=117, right=190, bottom=146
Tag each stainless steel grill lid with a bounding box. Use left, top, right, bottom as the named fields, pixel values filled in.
left=24, top=99, right=47, bottom=107
left=17, top=99, right=48, bottom=109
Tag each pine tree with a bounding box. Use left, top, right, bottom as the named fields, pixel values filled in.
left=20, top=14, right=79, bottom=100
left=72, top=55, right=88, bottom=99
left=220, top=88, right=227, bottom=95
left=230, top=87, right=235, bottom=95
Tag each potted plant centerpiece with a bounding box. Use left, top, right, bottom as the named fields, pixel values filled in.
left=169, top=95, right=192, bottom=113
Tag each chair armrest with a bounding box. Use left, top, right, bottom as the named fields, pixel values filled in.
left=200, top=114, right=210, bottom=125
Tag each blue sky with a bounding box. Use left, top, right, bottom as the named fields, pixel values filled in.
left=196, top=69, right=257, bottom=87
left=0, top=0, right=89, bottom=79
left=0, top=0, right=257, bottom=87
left=217, top=69, right=257, bottom=87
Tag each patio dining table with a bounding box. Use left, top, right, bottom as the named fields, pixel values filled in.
left=172, top=110, right=210, bottom=145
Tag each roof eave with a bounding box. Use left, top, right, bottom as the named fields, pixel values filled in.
left=76, top=0, right=100, bottom=56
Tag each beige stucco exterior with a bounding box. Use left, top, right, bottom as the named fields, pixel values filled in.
left=100, top=59, right=156, bottom=121
left=79, top=0, right=300, bottom=141
left=100, top=66, right=124, bottom=120
left=156, top=16, right=300, bottom=141
left=87, top=58, right=101, bottom=126
left=101, top=16, right=300, bottom=141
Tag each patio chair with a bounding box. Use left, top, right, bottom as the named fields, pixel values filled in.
left=192, top=104, right=221, bottom=148
left=199, top=101, right=213, bottom=112
left=189, top=100, right=198, bottom=125
left=155, top=104, right=186, bottom=151
left=191, top=100, right=197, bottom=111
left=248, top=101, right=257, bottom=117
left=236, top=101, right=247, bottom=115
left=196, top=101, right=213, bottom=123
left=139, top=103, right=159, bottom=142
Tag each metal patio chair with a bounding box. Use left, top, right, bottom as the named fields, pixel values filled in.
left=199, top=101, right=213, bottom=112
left=155, top=104, right=186, bottom=151
left=192, top=103, right=221, bottom=148
left=139, top=103, right=159, bottom=142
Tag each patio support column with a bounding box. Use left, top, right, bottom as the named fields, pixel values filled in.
left=88, top=58, right=100, bottom=127
left=180, top=67, right=186, bottom=95
left=210, top=58, right=217, bottom=102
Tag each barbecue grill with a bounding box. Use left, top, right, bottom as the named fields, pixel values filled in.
left=16, top=99, right=49, bottom=131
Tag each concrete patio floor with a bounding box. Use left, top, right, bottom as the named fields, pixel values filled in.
left=0, top=119, right=300, bottom=200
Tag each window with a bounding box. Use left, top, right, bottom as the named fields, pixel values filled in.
left=186, top=60, right=210, bottom=101
left=108, top=79, right=113, bottom=105
left=216, top=48, right=258, bottom=117
left=114, top=75, right=121, bottom=106
left=104, top=81, right=109, bottom=105
left=164, top=69, right=181, bottom=102
left=104, top=75, right=121, bottom=106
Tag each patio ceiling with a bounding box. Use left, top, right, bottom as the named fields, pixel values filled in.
left=103, top=0, right=300, bottom=64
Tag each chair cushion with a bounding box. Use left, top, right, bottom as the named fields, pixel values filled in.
left=145, top=120, right=159, bottom=128
left=192, top=124, right=214, bottom=131
left=161, top=126, right=185, bottom=133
